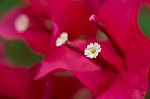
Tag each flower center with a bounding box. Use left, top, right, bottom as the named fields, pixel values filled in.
left=91, top=49, right=96, bottom=54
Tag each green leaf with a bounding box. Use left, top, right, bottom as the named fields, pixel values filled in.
left=6, top=40, right=43, bottom=67
left=139, top=6, right=150, bottom=38
left=0, top=0, right=20, bottom=16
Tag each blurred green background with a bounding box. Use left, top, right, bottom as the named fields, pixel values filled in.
left=0, top=0, right=150, bottom=66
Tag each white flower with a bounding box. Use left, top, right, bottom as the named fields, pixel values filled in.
left=84, top=42, right=101, bottom=59
left=56, top=32, right=68, bottom=47
left=14, top=14, right=30, bottom=33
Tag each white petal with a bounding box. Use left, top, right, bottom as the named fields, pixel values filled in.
left=89, top=55, right=94, bottom=59
left=94, top=42, right=98, bottom=46
left=87, top=44, right=92, bottom=48
left=97, top=48, right=102, bottom=52
left=84, top=49, right=90, bottom=56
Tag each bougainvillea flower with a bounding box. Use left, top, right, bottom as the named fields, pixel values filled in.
left=0, top=5, right=51, bottom=54
left=34, top=0, right=150, bottom=98
left=0, top=0, right=149, bottom=98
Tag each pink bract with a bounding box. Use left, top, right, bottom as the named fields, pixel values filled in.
left=0, top=0, right=149, bottom=98
left=35, top=0, right=150, bottom=98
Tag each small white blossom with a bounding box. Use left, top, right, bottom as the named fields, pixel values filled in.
left=14, top=14, right=30, bottom=33
left=84, top=42, right=101, bottom=59
left=56, top=32, right=68, bottom=47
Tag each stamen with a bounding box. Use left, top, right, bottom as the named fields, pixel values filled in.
left=89, top=15, right=98, bottom=23
left=89, top=15, right=104, bottom=32
left=14, top=14, right=30, bottom=33
left=56, top=32, right=68, bottom=47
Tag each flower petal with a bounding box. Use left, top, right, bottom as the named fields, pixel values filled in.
left=35, top=46, right=116, bottom=97
left=0, top=65, right=31, bottom=98
left=29, top=68, right=85, bottom=99
left=97, top=66, right=148, bottom=99
left=48, top=0, right=97, bottom=38
left=98, top=0, right=142, bottom=53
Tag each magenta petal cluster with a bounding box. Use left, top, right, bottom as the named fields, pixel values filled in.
left=0, top=0, right=149, bottom=99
